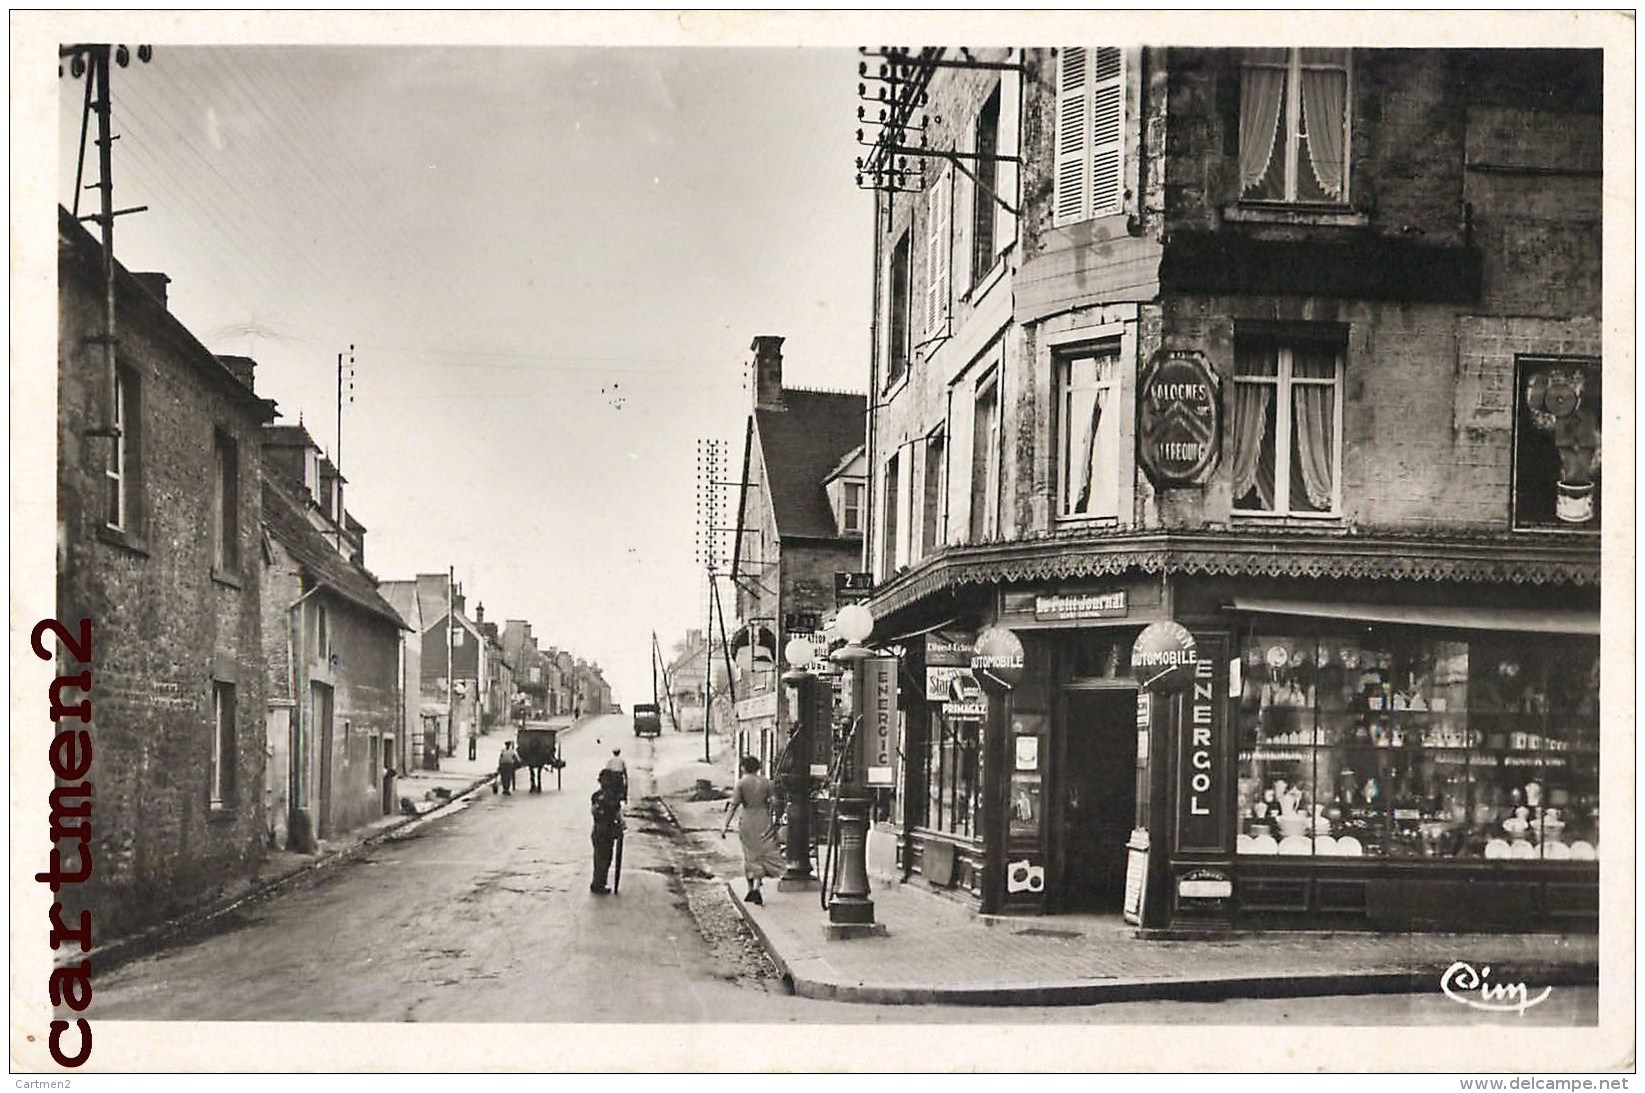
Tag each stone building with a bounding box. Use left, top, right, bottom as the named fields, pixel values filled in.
left=729, top=336, right=867, bottom=770
left=54, top=206, right=276, bottom=937
left=853, top=47, right=1601, bottom=930
left=258, top=424, right=408, bottom=849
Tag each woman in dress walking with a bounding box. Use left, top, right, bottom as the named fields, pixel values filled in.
left=722, top=755, right=786, bottom=904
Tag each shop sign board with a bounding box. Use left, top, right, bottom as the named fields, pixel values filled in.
left=1123, top=828, right=1150, bottom=926
left=926, top=629, right=975, bottom=667
left=1138, top=349, right=1220, bottom=487
left=801, top=674, right=833, bottom=778
left=854, top=655, right=898, bottom=786
left=1131, top=620, right=1199, bottom=691
left=945, top=700, right=988, bottom=720
left=835, top=571, right=875, bottom=605
left=1034, top=589, right=1128, bottom=621
left=734, top=690, right=778, bottom=723
left=1175, top=652, right=1225, bottom=854
left=926, top=665, right=979, bottom=703
left=1177, top=866, right=1234, bottom=902
left=972, top=626, right=1026, bottom=692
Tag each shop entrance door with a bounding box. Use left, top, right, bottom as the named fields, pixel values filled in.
left=1056, top=688, right=1138, bottom=912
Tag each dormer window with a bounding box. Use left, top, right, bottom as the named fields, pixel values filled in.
left=842, top=481, right=864, bottom=534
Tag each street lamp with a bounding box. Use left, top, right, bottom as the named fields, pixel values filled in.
left=825, top=603, right=887, bottom=937
left=777, top=636, right=819, bottom=891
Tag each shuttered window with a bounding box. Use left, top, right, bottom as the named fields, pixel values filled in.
left=925, top=167, right=952, bottom=336
left=1054, top=47, right=1125, bottom=226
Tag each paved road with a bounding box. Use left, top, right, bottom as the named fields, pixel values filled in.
left=89, top=713, right=1599, bottom=1034
left=92, top=716, right=816, bottom=1022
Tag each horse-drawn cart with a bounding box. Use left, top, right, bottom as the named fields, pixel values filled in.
left=515, top=725, right=565, bottom=793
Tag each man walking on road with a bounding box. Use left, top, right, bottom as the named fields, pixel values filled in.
left=497, top=740, right=521, bottom=795
left=603, top=747, right=629, bottom=802
left=589, top=768, right=625, bottom=894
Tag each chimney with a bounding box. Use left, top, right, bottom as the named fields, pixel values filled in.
left=217, top=355, right=258, bottom=392
left=475, top=602, right=485, bottom=626
left=133, top=272, right=170, bottom=309
left=751, top=335, right=785, bottom=411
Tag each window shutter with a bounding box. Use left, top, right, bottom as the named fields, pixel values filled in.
left=1090, top=48, right=1125, bottom=217
left=1054, top=48, right=1090, bottom=225
left=994, top=53, right=1021, bottom=256
left=925, top=167, right=951, bottom=335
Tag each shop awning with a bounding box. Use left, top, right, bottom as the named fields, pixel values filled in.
left=1229, top=597, right=1599, bottom=636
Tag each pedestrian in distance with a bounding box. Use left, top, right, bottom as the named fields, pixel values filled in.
left=721, top=755, right=786, bottom=905
left=603, top=747, right=628, bottom=802
left=590, top=767, right=625, bottom=894
left=497, top=740, right=521, bottom=795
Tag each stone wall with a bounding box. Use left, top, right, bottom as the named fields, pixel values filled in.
left=56, top=219, right=271, bottom=937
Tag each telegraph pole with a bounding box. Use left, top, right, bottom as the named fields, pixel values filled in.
left=446, top=565, right=455, bottom=759
left=336, top=344, right=355, bottom=474
left=60, top=43, right=152, bottom=441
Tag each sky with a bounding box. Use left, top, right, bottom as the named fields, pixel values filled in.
left=53, top=39, right=873, bottom=706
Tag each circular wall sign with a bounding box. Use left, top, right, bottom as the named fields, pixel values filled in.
left=1131, top=621, right=1199, bottom=691
left=972, top=626, right=1026, bottom=693
left=1138, top=349, right=1221, bottom=487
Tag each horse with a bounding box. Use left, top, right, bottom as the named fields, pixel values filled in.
left=515, top=726, right=565, bottom=793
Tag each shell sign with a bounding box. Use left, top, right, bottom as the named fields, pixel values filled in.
left=1138, top=349, right=1220, bottom=487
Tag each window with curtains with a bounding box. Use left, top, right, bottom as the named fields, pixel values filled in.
left=968, top=375, right=1000, bottom=541
left=1056, top=341, right=1122, bottom=519
left=1238, top=48, right=1351, bottom=205
left=887, top=231, right=912, bottom=388
left=1055, top=47, right=1125, bottom=225
left=1229, top=335, right=1343, bottom=516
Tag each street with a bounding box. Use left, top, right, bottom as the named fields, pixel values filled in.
left=88, top=713, right=1596, bottom=1034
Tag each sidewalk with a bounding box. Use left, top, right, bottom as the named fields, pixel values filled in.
left=665, top=783, right=1599, bottom=1007
left=85, top=718, right=580, bottom=973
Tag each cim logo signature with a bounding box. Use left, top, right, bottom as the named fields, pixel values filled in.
left=1440, top=961, right=1553, bottom=1016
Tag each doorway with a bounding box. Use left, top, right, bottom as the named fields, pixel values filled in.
left=313, top=682, right=334, bottom=839
left=1055, top=688, right=1138, bottom=912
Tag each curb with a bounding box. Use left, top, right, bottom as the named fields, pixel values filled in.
left=725, top=879, right=800, bottom=988
left=725, top=883, right=1599, bottom=1007
left=78, top=772, right=496, bottom=976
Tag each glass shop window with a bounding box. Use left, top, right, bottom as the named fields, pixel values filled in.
left=1234, top=625, right=1599, bottom=862
left=918, top=709, right=984, bottom=840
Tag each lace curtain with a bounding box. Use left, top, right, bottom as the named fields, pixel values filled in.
left=1230, top=383, right=1274, bottom=507
left=1239, top=66, right=1286, bottom=193
left=1300, top=68, right=1346, bottom=200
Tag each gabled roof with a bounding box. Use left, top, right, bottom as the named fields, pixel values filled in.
left=824, top=443, right=866, bottom=484
left=59, top=205, right=277, bottom=423
left=753, top=388, right=866, bottom=541
left=262, top=476, right=407, bottom=629
left=379, top=580, right=422, bottom=631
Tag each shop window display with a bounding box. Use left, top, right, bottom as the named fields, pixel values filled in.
left=915, top=710, right=984, bottom=840
left=1235, top=626, right=1599, bottom=862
